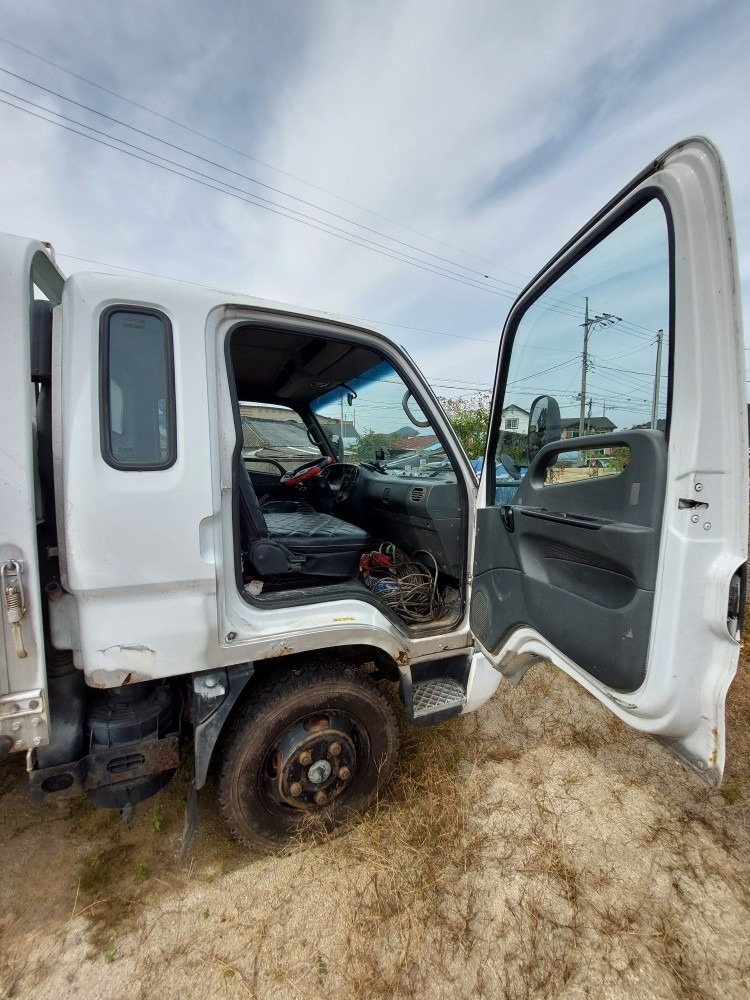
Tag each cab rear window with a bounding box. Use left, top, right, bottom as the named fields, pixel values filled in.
left=100, top=308, right=176, bottom=470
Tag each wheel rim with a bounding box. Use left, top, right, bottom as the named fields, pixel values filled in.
left=259, top=710, right=368, bottom=813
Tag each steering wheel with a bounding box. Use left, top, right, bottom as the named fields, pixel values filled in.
left=280, top=456, right=333, bottom=487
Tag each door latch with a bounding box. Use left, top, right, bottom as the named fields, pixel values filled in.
left=2, top=560, right=28, bottom=659
left=500, top=505, right=515, bottom=533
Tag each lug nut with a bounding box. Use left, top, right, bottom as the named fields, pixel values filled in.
left=338, top=766, right=351, bottom=781
left=314, top=790, right=327, bottom=806
left=329, top=742, right=341, bottom=757
left=290, top=782, right=302, bottom=797
left=299, top=751, right=312, bottom=766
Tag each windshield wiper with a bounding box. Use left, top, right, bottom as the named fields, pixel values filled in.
left=360, top=461, right=387, bottom=474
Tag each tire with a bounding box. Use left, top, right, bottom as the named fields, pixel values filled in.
left=216, top=663, right=400, bottom=850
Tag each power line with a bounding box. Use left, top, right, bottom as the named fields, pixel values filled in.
left=0, top=62, right=666, bottom=338
left=0, top=90, right=519, bottom=298
left=0, top=66, right=671, bottom=366
left=0, top=63, right=532, bottom=297
left=0, top=31, right=532, bottom=284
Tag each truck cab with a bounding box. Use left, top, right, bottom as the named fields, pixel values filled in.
left=1, top=137, right=746, bottom=849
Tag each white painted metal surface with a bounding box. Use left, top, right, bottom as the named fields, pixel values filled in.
left=0, top=235, right=63, bottom=749
left=57, top=277, right=476, bottom=687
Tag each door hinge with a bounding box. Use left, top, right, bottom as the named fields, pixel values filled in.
left=2, top=560, right=28, bottom=659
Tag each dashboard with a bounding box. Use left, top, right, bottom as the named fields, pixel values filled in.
left=317, top=464, right=465, bottom=578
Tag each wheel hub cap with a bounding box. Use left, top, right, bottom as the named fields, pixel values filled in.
left=308, top=759, right=332, bottom=784
left=267, top=711, right=360, bottom=811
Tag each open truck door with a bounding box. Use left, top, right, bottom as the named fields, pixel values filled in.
left=0, top=236, right=64, bottom=759
left=472, top=137, right=747, bottom=783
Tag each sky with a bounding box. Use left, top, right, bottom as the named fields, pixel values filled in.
left=0, top=0, right=748, bottom=418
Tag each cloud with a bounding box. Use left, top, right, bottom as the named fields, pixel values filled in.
left=0, top=0, right=746, bottom=402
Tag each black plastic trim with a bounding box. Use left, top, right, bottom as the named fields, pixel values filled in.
left=193, top=664, right=255, bottom=789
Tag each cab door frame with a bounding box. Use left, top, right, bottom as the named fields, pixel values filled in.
left=475, top=137, right=747, bottom=783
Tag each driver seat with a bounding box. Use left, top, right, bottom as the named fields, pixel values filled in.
left=237, top=458, right=370, bottom=578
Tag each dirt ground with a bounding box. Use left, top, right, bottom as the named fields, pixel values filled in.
left=1, top=647, right=749, bottom=1000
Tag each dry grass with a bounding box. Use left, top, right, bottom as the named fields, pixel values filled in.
left=2, top=632, right=750, bottom=999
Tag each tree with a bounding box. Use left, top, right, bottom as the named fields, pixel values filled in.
left=437, top=393, right=490, bottom=459
left=354, top=430, right=404, bottom=462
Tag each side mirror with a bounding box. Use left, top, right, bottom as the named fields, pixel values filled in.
left=499, top=453, right=522, bottom=481
left=527, top=395, right=561, bottom=464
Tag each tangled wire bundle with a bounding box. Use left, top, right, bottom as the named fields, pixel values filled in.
left=360, top=544, right=443, bottom=623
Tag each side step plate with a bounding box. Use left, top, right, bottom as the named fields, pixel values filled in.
left=411, top=677, right=466, bottom=724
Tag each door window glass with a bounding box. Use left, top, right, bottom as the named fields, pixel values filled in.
left=491, top=198, right=670, bottom=502
left=101, top=309, right=176, bottom=469
left=543, top=444, right=631, bottom=485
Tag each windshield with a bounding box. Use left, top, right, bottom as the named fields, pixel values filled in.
left=312, top=361, right=457, bottom=481
left=239, top=402, right=318, bottom=473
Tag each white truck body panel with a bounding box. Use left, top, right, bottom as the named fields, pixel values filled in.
left=58, top=278, right=476, bottom=688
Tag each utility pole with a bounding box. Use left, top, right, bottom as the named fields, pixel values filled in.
left=578, top=298, right=590, bottom=439
left=651, top=329, right=664, bottom=429
left=579, top=301, right=622, bottom=438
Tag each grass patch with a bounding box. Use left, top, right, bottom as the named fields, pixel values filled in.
left=4, top=615, right=750, bottom=999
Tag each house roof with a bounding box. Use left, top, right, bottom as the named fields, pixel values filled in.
left=241, top=415, right=314, bottom=451
left=502, top=404, right=529, bottom=415
left=389, top=434, right=439, bottom=452
left=559, top=417, right=616, bottom=432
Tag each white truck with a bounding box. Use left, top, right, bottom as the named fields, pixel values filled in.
left=1, top=137, right=746, bottom=850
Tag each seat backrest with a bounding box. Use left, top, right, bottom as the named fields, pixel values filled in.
left=237, top=457, right=269, bottom=545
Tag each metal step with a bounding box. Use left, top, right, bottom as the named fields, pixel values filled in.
left=411, top=677, right=466, bottom=719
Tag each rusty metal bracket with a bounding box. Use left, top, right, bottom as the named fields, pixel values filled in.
left=28, top=734, right=180, bottom=803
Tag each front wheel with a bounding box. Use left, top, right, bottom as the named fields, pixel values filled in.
left=216, top=665, right=400, bottom=850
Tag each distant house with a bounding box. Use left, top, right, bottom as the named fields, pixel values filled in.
left=501, top=404, right=529, bottom=435
left=317, top=416, right=359, bottom=449
left=559, top=416, right=616, bottom=440
left=630, top=419, right=667, bottom=432
left=389, top=434, right=439, bottom=453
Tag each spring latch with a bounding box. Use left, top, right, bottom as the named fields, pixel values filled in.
left=1, top=560, right=28, bottom=659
